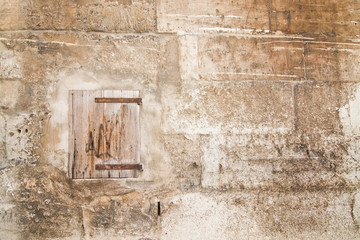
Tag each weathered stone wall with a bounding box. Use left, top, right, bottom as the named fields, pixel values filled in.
left=0, top=0, right=359, bottom=239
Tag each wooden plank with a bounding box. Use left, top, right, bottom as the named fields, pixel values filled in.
left=92, top=90, right=106, bottom=178
left=68, top=91, right=75, bottom=178
left=72, top=90, right=89, bottom=179
left=87, top=90, right=103, bottom=179
left=118, top=90, right=140, bottom=178
left=95, top=164, right=142, bottom=171
left=95, top=97, right=142, bottom=105
left=103, top=90, right=122, bottom=178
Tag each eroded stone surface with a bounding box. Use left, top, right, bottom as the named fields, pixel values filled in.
left=0, top=0, right=156, bottom=32
left=158, top=0, right=360, bottom=36
left=198, top=36, right=305, bottom=81
left=162, top=81, right=295, bottom=134
left=157, top=0, right=269, bottom=33
left=162, top=191, right=360, bottom=240
left=305, top=42, right=360, bottom=82
left=270, top=0, right=360, bottom=36
left=0, top=0, right=359, bottom=239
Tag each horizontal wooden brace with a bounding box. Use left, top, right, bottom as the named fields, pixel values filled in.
left=95, top=164, right=143, bottom=171
left=95, top=98, right=142, bottom=105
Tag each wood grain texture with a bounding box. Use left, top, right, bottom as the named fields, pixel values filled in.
left=69, top=90, right=140, bottom=179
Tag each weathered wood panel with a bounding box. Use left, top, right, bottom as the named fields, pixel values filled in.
left=69, top=90, right=140, bottom=179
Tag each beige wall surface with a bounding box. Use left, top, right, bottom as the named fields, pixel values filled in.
left=0, top=0, right=360, bottom=239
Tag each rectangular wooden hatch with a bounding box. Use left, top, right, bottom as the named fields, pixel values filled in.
left=69, top=90, right=141, bottom=179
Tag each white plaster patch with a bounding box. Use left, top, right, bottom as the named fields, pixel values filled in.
left=0, top=203, right=15, bottom=211
left=201, top=135, right=225, bottom=173
left=353, top=191, right=360, bottom=229
left=200, top=135, right=226, bottom=188
left=339, top=83, right=360, bottom=162
left=179, top=35, right=199, bottom=81
left=0, top=114, right=7, bottom=169
left=161, top=193, right=247, bottom=240
left=0, top=114, right=5, bottom=145
left=0, top=50, right=22, bottom=79
left=161, top=81, right=294, bottom=135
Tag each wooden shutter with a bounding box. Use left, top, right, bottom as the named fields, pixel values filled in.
left=69, top=90, right=141, bottom=179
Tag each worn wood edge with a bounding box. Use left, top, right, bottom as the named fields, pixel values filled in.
left=68, top=90, right=75, bottom=178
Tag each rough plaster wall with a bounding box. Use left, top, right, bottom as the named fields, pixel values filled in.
left=0, top=0, right=359, bottom=239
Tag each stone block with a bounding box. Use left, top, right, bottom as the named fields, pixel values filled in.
left=202, top=156, right=348, bottom=190
left=199, top=132, right=359, bottom=190
left=305, top=42, right=360, bottom=82
left=157, top=0, right=269, bottom=33
left=161, top=190, right=359, bottom=239
left=0, top=32, right=164, bottom=83
left=251, top=190, right=358, bottom=238
left=15, top=166, right=84, bottom=240
left=0, top=0, right=156, bottom=32
left=162, top=81, right=295, bottom=134
left=198, top=36, right=305, bottom=81
left=270, top=0, right=360, bottom=37
left=205, top=134, right=305, bottom=163
left=82, top=192, right=157, bottom=239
